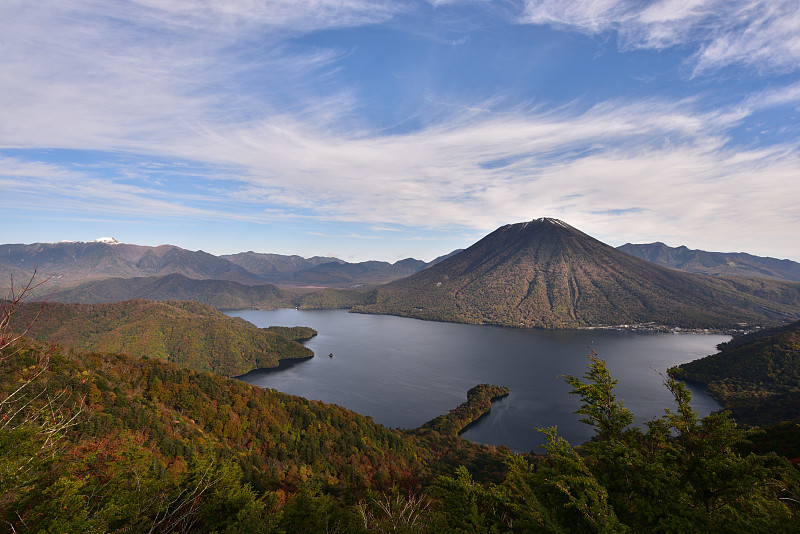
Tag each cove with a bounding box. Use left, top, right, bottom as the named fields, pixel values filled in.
left=229, top=309, right=726, bottom=452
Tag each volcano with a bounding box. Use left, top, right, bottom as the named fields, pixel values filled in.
left=355, top=218, right=800, bottom=329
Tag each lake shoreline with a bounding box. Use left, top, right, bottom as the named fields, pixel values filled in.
left=228, top=308, right=726, bottom=452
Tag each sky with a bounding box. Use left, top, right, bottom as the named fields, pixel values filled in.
left=1, top=0, right=799, bottom=263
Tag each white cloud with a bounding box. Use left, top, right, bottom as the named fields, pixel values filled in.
left=1, top=0, right=799, bottom=261
left=171, top=95, right=800, bottom=259
left=0, top=0, right=387, bottom=151
left=521, top=0, right=800, bottom=74
left=7, top=88, right=799, bottom=258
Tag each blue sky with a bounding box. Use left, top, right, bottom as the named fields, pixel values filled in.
left=1, top=0, right=799, bottom=262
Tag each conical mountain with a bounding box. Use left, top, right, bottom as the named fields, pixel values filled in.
left=356, top=218, right=800, bottom=328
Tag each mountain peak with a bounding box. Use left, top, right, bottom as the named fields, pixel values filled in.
left=501, top=218, right=578, bottom=233
left=493, top=218, right=585, bottom=243
left=358, top=220, right=800, bottom=328
left=93, top=237, right=120, bottom=245
left=532, top=217, right=571, bottom=227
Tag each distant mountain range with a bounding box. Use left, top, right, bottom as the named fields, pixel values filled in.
left=354, top=218, right=800, bottom=329
left=0, top=240, right=451, bottom=294
left=219, top=251, right=345, bottom=279
left=222, top=252, right=429, bottom=286
left=48, top=273, right=294, bottom=308
left=3, top=226, right=799, bottom=330
left=618, top=242, right=800, bottom=282
left=0, top=241, right=265, bottom=288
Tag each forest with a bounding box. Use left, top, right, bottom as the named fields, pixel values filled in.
left=7, top=299, right=314, bottom=376
left=670, top=319, right=800, bottom=426
left=2, top=277, right=799, bottom=532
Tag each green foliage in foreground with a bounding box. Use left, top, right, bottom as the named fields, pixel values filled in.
left=670, top=319, right=800, bottom=426
left=428, top=354, right=800, bottom=533
left=3, top=338, right=798, bottom=532
left=0, top=333, right=509, bottom=532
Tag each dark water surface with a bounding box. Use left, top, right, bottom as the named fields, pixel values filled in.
left=229, top=309, right=725, bottom=452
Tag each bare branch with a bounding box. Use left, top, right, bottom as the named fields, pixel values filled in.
left=1, top=267, right=51, bottom=357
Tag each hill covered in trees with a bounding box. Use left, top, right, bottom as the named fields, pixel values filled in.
left=7, top=299, right=314, bottom=376
left=48, top=272, right=294, bottom=308
left=419, top=384, right=509, bottom=437
left=355, top=218, right=800, bottom=329
left=670, top=320, right=800, bottom=426
left=2, top=332, right=797, bottom=532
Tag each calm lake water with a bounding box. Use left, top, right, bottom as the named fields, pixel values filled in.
left=228, top=309, right=726, bottom=452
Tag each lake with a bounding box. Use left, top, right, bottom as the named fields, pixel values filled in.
left=228, top=309, right=726, bottom=452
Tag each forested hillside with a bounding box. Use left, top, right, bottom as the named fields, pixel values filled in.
left=264, top=325, right=318, bottom=342
left=48, top=273, right=294, bottom=308
left=295, top=287, right=377, bottom=309
left=671, top=320, right=800, bottom=426
left=7, top=299, right=313, bottom=376
left=419, top=384, right=509, bottom=437
left=2, top=334, right=797, bottom=532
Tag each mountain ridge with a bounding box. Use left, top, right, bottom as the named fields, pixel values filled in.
left=47, top=272, right=293, bottom=308
left=0, top=241, right=266, bottom=288
left=1, top=241, right=444, bottom=292
left=618, top=242, right=800, bottom=282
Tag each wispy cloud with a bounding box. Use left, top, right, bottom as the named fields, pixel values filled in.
left=4, top=88, right=799, bottom=257
left=0, top=0, right=390, bottom=151
left=521, top=0, right=800, bottom=74
left=1, top=0, right=799, bottom=260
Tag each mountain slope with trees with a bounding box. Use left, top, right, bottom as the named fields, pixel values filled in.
left=0, top=278, right=511, bottom=531
left=47, top=272, right=293, bottom=308
left=670, top=320, right=800, bottom=426
left=356, top=218, right=800, bottom=329
left=2, top=326, right=797, bottom=531
left=7, top=299, right=313, bottom=375
left=0, top=241, right=266, bottom=290
left=1, top=274, right=798, bottom=531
